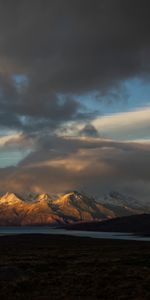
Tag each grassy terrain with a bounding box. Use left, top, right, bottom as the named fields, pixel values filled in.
left=0, top=234, right=150, bottom=299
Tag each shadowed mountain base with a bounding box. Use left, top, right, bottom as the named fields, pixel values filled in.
left=65, top=213, right=150, bottom=234
left=0, top=234, right=150, bottom=299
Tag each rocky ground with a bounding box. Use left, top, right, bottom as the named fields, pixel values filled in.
left=0, top=234, right=150, bottom=299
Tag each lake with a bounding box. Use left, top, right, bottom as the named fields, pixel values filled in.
left=0, top=226, right=150, bottom=241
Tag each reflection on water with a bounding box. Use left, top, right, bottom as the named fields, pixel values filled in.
left=0, top=227, right=149, bottom=241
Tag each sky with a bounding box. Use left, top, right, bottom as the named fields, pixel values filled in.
left=0, top=0, right=150, bottom=201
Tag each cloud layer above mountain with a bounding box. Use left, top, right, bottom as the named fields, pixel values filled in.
left=0, top=135, right=150, bottom=203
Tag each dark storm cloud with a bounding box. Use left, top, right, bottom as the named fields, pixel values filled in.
left=0, top=0, right=150, bottom=131
left=0, top=73, right=81, bottom=131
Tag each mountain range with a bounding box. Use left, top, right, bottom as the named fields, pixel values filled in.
left=0, top=191, right=149, bottom=226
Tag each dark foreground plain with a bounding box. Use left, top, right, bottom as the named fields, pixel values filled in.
left=0, top=235, right=150, bottom=300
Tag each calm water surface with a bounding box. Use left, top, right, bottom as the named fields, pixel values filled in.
left=0, top=226, right=150, bottom=241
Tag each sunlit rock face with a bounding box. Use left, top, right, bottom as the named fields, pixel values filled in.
left=0, top=191, right=147, bottom=226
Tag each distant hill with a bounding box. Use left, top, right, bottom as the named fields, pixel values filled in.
left=65, top=214, right=150, bottom=234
